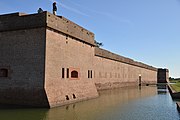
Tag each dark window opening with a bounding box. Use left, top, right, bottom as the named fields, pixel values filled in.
left=67, top=68, right=69, bottom=78
left=66, top=95, right=69, bottom=100
left=71, top=71, right=78, bottom=78
left=91, top=70, right=93, bottom=78
left=0, top=69, right=8, bottom=77
left=88, top=70, right=93, bottom=79
left=88, top=70, right=90, bottom=78
left=73, top=94, right=76, bottom=99
left=62, top=68, right=65, bottom=78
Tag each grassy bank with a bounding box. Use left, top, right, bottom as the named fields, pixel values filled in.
left=169, top=79, right=180, bottom=92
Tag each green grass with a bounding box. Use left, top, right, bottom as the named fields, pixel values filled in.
left=169, top=79, right=180, bottom=92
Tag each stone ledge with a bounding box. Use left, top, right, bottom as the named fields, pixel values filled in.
left=168, top=84, right=180, bottom=99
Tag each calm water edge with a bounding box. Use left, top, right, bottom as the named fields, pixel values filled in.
left=0, top=85, right=180, bottom=120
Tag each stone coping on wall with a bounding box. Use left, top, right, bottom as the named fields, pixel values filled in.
left=158, top=68, right=169, bottom=72
left=95, top=47, right=157, bottom=71
left=0, top=11, right=95, bottom=46
left=46, top=12, right=95, bottom=46
left=0, top=12, right=46, bottom=32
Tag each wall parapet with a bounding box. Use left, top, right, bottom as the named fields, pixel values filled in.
left=95, top=47, right=157, bottom=71
left=46, top=12, right=95, bottom=46
left=0, top=11, right=95, bottom=46
left=0, top=12, right=46, bottom=31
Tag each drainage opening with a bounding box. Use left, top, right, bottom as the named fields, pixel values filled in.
left=73, top=94, right=76, bottom=99
left=66, top=95, right=69, bottom=100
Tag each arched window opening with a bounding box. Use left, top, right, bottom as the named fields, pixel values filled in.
left=0, top=69, right=8, bottom=77
left=71, top=71, right=78, bottom=78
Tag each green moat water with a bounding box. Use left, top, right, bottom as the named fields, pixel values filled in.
left=0, top=85, right=179, bottom=120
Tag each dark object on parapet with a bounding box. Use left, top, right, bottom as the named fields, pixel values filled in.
left=53, top=2, right=57, bottom=15
left=95, top=40, right=103, bottom=47
left=38, top=8, right=43, bottom=13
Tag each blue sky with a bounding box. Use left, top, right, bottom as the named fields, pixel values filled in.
left=0, top=0, right=180, bottom=78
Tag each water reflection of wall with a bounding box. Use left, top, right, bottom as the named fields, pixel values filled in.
left=157, top=85, right=168, bottom=94
left=44, top=86, right=157, bottom=120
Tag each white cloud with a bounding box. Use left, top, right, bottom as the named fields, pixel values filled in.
left=64, top=0, right=133, bottom=24
left=60, top=3, right=89, bottom=17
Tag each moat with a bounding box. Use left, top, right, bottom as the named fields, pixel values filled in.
left=0, top=85, right=179, bottom=120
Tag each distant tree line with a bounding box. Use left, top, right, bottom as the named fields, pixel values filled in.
left=169, top=77, right=180, bottom=81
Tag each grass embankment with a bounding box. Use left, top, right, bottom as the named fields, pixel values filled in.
left=169, top=79, right=180, bottom=92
